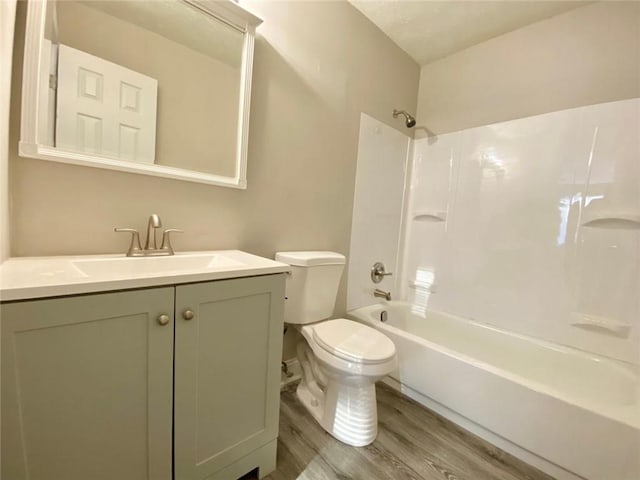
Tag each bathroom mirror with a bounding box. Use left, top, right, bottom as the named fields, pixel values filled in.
left=19, top=0, right=261, bottom=188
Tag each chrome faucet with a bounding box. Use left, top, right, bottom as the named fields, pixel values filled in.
left=115, top=214, right=183, bottom=257
left=374, top=289, right=391, bottom=301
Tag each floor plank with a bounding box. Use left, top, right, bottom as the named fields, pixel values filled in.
left=263, top=382, right=555, bottom=480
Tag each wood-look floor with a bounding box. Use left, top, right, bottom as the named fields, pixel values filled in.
left=262, top=382, right=555, bottom=480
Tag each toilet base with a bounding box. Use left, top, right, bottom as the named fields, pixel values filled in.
left=296, top=375, right=379, bottom=447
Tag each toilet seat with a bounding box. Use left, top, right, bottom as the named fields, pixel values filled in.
left=309, top=318, right=396, bottom=365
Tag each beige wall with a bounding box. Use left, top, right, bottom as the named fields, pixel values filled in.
left=416, top=2, right=640, bottom=135
left=9, top=1, right=419, bottom=359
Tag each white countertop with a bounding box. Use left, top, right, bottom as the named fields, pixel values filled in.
left=0, top=250, right=290, bottom=302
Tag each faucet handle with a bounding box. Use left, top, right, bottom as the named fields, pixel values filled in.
left=371, top=262, right=393, bottom=283
left=160, top=229, right=183, bottom=254
left=114, top=228, right=143, bottom=257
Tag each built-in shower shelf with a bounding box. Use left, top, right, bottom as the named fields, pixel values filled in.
left=570, top=312, right=631, bottom=337
left=413, top=211, right=447, bottom=222
left=581, top=213, right=640, bottom=230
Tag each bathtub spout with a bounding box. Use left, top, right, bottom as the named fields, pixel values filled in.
left=374, top=289, right=391, bottom=301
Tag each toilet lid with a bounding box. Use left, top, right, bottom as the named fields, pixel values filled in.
left=311, top=318, right=396, bottom=364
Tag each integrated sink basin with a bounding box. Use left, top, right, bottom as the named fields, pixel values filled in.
left=72, top=252, right=245, bottom=277
left=0, top=250, right=290, bottom=302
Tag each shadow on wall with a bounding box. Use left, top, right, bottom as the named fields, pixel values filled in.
left=414, top=125, right=439, bottom=145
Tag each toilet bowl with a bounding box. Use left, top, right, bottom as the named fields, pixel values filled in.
left=295, top=318, right=396, bottom=446
left=275, top=251, right=397, bottom=447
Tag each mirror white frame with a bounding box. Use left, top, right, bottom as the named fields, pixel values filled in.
left=19, top=0, right=262, bottom=188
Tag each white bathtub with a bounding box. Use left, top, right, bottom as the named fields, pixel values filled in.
left=348, top=302, right=640, bottom=480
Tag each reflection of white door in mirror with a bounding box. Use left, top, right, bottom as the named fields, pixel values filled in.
left=56, top=44, right=158, bottom=164
left=19, top=0, right=262, bottom=188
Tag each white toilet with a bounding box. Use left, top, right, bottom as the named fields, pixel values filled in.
left=275, top=251, right=397, bottom=447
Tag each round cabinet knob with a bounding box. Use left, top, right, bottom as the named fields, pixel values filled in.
left=157, top=314, right=170, bottom=326
left=182, top=309, right=195, bottom=321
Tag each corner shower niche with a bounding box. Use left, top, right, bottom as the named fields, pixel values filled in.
left=1, top=275, right=284, bottom=480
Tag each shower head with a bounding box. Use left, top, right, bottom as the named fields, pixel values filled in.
left=393, top=109, right=416, bottom=128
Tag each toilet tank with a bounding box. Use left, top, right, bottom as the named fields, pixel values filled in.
left=275, top=251, right=345, bottom=325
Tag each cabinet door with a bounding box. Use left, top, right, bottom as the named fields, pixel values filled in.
left=1, top=288, right=174, bottom=480
left=174, top=275, right=285, bottom=480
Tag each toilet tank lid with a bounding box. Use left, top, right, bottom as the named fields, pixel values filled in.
left=275, top=251, right=345, bottom=267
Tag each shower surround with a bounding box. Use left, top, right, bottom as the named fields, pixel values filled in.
left=403, top=98, right=639, bottom=364
left=348, top=98, right=640, bottom=480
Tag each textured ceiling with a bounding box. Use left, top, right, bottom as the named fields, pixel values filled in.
left=349, top=1, right=589, bottom=65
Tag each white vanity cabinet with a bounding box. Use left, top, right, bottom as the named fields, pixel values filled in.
left=1, top=274, right=285, bottom=480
